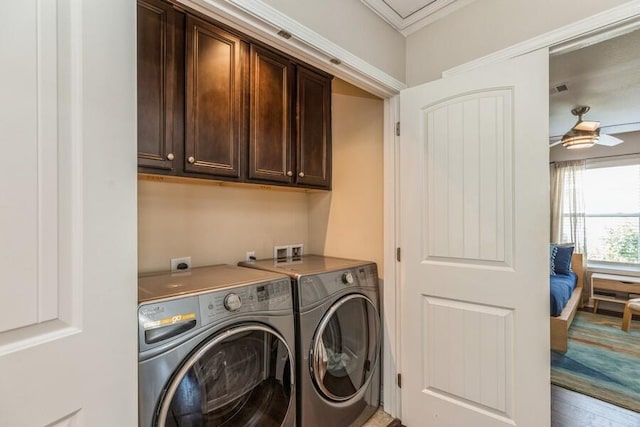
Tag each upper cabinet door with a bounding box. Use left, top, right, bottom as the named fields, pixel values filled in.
left=296, top=66, right=332, bottom=189
left=137, top=0, right=177, bottom=171
left=185, top=16, right=245, bottom=178
left=248, top=45, right=294, bottom=184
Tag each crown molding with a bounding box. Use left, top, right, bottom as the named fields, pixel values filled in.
left=361, top=0, right=477, bottom=36
left=178, top=0, right=406, bottom=97
left=443, top=0, right=640, bottom=78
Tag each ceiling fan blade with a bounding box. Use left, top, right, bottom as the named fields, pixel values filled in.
left=549, top=139, right=563, bottom=148
left=573, top=120, right=600, bottom=132
left=597, top=134, right=624, bottom=146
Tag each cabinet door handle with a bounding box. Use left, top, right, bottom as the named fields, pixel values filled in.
left=167, top=153, right=175, bottom=161
left=187, top=156, right=195, bottom=164
left=298, top=172, right=305, bottom=178
left=286, top=171, right=293, bottom=177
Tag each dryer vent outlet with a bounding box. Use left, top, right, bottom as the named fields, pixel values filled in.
left=274, top=245, right=289, bottom=263
left=290, top=244, right=303, bottom=261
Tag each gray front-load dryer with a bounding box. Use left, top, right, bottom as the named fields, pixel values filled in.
left=138, top=265, right=296, bottom=427
left=239, top=255, right=381, bottom=427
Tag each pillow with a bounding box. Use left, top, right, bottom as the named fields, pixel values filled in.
left=552, top=243, right=574, bottom=275
left=550, top=244, right=558, bottom=276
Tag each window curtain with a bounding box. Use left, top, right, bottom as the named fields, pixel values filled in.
left=550, top=160, right=587, bottom=254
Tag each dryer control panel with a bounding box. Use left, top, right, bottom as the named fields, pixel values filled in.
left=298, top=263, right=378, bottom=310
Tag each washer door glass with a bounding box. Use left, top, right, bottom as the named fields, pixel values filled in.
left=157, top=325, right=293, bottom=427
left=311, top=294, right=380, bottom=401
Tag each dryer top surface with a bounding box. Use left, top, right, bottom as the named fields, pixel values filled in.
left=239, top=255, right=373, bottom=279
left=138, top=264, right=288, bottom=303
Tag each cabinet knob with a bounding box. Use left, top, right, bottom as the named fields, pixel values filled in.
left=187, top=156, right=195, bottom=164
left=286, top=171, right=293, bottom=177
left=298, top=172, right=305, bottom=178
left=166, top=153, right=175, bottom=161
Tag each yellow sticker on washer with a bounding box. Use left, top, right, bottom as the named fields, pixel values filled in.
left=143, top=312, right=196, bottom=329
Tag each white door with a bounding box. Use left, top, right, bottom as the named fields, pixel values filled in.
left=400, top=49, right=550, bottom=427
left=0, top=1, right=137, bottom=426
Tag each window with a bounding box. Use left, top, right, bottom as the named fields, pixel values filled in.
left=579, top=161, right=640, bottom=265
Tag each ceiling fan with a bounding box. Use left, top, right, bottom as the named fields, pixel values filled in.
left=556, top=106, right=624, bottom=149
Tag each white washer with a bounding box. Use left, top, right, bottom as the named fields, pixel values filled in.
left=239, top=255, right=381, bottom=427
left=138, top=265, right=296, bottom=427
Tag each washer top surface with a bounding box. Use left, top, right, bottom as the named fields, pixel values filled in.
left=138, top=264, right=288, bottom=303
left=239, top=255, right=372, bottom=278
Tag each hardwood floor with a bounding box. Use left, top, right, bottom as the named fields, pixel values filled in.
left=552, top=385, right=640, bottom=427
left=379, top=385, right=639, bottom=426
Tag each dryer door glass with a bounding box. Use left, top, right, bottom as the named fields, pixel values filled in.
left=157, top=325, right=293, bottom=427
left=311, top=294, right=380, bottom=401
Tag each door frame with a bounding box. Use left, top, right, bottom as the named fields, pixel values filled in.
left=166, top=0, right=640, bottom=419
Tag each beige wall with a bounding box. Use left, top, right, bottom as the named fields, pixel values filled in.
left=138, top=181, right=309, bottom=273
left=138, top=79, right=385, bottom=275
left=550, top=131, right=640, bottom=162
left=262, top=0, right=405, bottom=83
left=308, top=79, right=385, bottom=275
left=406, top=0, right=630, bottom=85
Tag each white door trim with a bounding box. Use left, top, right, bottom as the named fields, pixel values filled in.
left=443, top=0, right=640, bottom=78
left=383, top=95, right=401, bottom=418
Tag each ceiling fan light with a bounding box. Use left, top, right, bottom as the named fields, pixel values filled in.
left=564, top=139, right=596, bottom=149
left=574, top=120, right=600, bottom=132
left=562, top=128, right=598, bottom=149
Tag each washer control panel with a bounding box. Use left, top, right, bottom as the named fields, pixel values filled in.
left=139, top=278, right=292, bottom=352
left=199, top=278, right=292, bottom=326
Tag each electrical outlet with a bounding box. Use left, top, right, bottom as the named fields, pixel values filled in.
left=274, top=245, right=289, bottom=262
left=171, top=256, right=191, bottom=272
left=290, top=244, right=303, bottom=260
left=246, top=251, right=255, bottom=261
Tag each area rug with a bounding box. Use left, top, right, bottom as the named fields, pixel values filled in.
left=551, top=311, right=640, bottom=412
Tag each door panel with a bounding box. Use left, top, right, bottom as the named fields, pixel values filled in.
left=423, top=298, right=513, bottom=413
left=185, top=16, right=244, bottom=178
left=425, top=89, right=511, bottom=264
left=400, top=49, right=549, bottom=427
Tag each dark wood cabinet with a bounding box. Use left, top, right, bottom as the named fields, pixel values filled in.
left=248, top=45, right=294, bottom=184
left=137, top=0, right=332, bottom=189
left=296, top=66, right=332, bottom=188
left=137, top=0, right=177, bottom=171
left=184, top=16, right=246, bottom=179
left=248, top=48, right=332, bottom=189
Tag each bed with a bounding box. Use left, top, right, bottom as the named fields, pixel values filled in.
left=550, top=252, right=584, bottom=352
